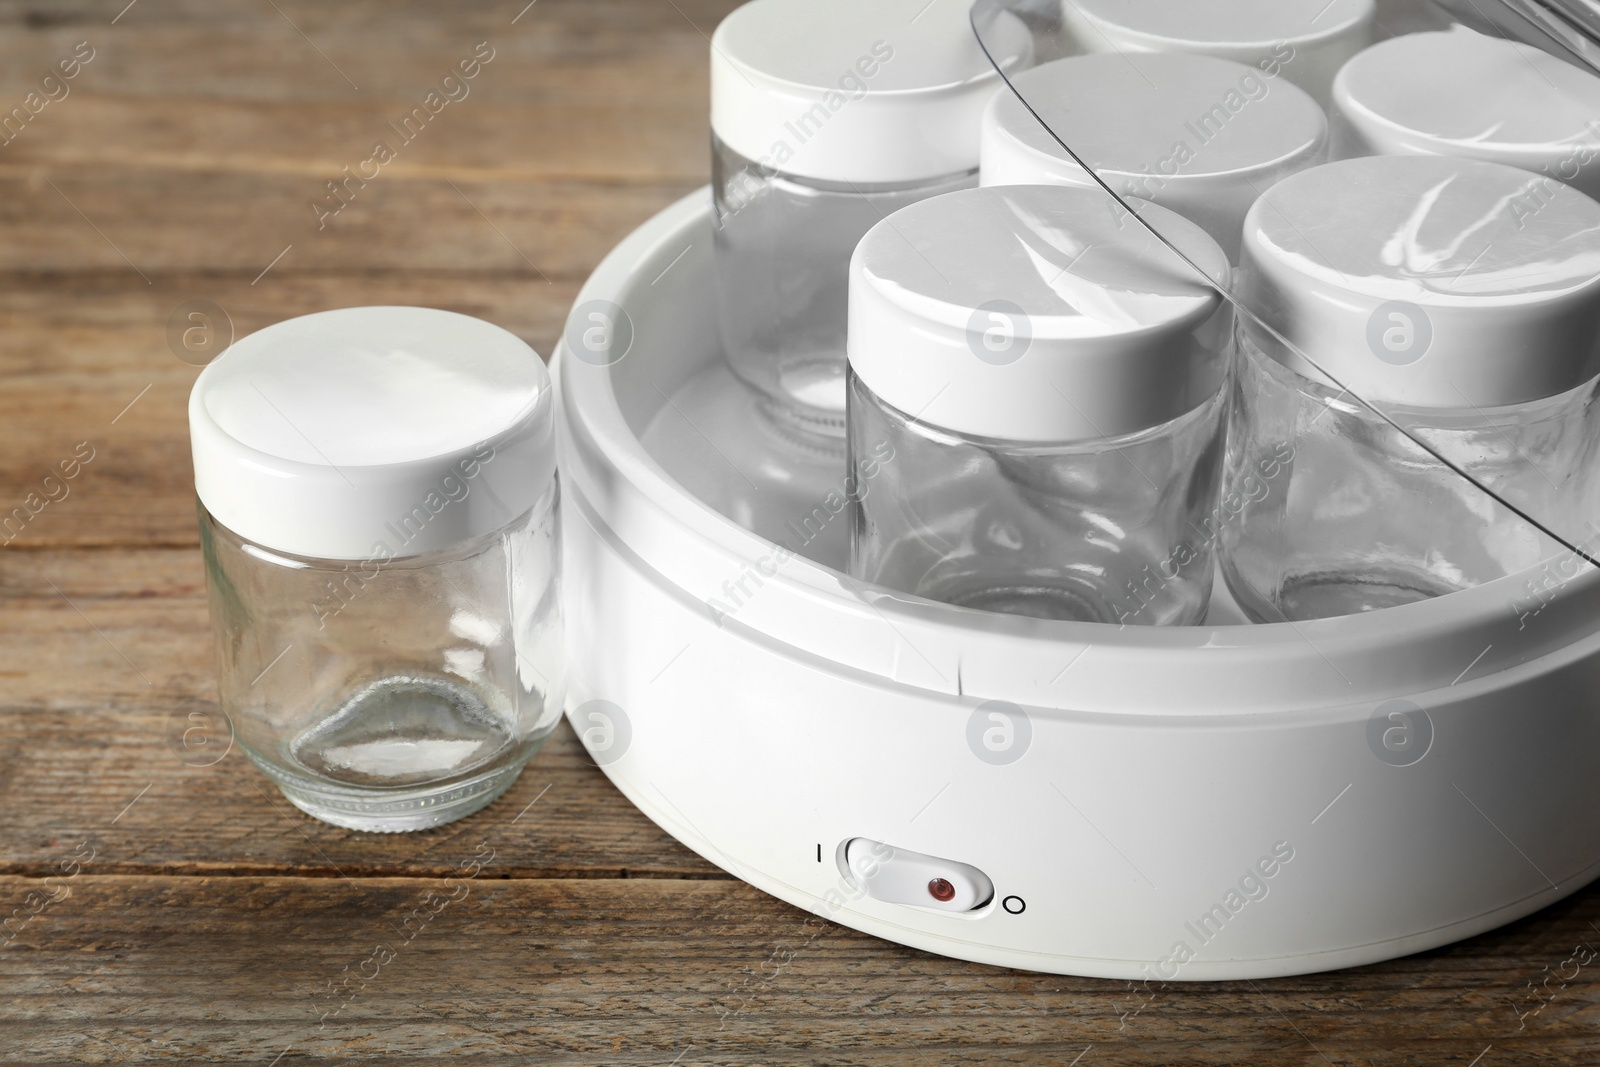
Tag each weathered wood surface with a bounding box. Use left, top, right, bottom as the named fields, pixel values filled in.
left=4, top=874, right=1600, bottom=1066
left=2, top=0, right=1599, bottom=1063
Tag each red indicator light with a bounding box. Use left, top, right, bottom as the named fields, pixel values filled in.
left=928, top=878, right=956, bottom=902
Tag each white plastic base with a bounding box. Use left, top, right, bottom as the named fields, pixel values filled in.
left=556, top=189, right=1600, bottom=980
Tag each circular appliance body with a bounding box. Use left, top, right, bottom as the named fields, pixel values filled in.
left=557, top=189, right=1600, bottom=980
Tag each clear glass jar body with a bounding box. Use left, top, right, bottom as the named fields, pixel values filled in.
left=200, top=482, right=565, bottom=831
left=848, top=371, right=1229, bottom=625
left=1221, top=333, right=1599, bottom=622
left=640, top=358, right=854, bottom=571
left=713, top=134, right=976, bottom=433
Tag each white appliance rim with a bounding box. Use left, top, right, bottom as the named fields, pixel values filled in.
left=556, top=187, right=1600, bottom=714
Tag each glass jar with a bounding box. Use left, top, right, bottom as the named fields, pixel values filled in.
left=1222, top=329, right=1596, bottom=621
left=847, top=185, right=1233, bottom=625
left=714, top=137, right=976, bottom=433
left=1058, top=0, right=1375, bottom=106
left=980, top=51, right=1327, bottom=262
left=189, top=307, right=563, bottom=831
left=639, top=355, right=858, bottom=570
left=1221, top=156, right=1600, bottom=622
left=710, top=0, right=1032, bottom=432
left=1331, top=29, right=1600, bottom=199
left=849, top=372, right=1228, bottom=624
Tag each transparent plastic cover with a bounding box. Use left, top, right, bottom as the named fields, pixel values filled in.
left=968, top=0, right=1600, bottom=630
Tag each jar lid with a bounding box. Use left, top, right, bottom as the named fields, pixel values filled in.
left=710, top=0, right=1032, bottom=184
left=980, top=52, right=1327, bottom=260
left=1060, top=0, right=1374, bottom=103
left=1240, top=155, right=1600, bottom=409
left=189, top=306, right=555, bottom=560
left=1333, top=28, right=1600, bottom=200
left=847, top=185, right=1229, bottom=442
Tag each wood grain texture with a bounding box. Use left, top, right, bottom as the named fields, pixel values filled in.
left=0, top=545, right=714, bottom=879
left=2, top=0, right=1600, bottom=1062
left=3, top=874, right=1600, bottom=1066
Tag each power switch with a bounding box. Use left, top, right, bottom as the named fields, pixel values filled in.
left=845, top=838, right=994, bottom=913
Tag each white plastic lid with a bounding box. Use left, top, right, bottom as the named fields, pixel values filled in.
left=1241, top=156, right=1600, bottom=409
left=847, top=185, right=1229, bottom=442
left=710, top=0, right=1033, bottom=184
left=1333, top=28, right=1600, bottom=200
left=980, top=52, right=1327, bottom=260
left=1060, top=0, right=1374, bottom=103
left=190, top=306, right=555, bottom=560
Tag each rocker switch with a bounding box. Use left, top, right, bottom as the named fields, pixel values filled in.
left=845, top=838, right=994, bottom=913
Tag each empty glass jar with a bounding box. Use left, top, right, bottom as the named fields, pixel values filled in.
left=190, top=307, right=564, bottom=831
left=1058, top=0, right=1375, bottom=106
left=848, top=185, right=1233, bottom=625
left=980, top=51, right=1327, bottom=261
left=1332, top=28, right=1600, bottom=198
left=710, top=0, right=1031, bottom=433
left=1222, top=156, right=1600, bottom=622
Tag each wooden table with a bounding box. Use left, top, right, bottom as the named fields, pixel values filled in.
left=2, top=2, right=1597, bottom=1062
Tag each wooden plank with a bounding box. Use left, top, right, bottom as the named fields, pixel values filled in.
left=0, top=549, right=716, bottom=879
left=0, top=1, right=725, bottom=180
left=2, top=873, right=1598, bottom=1064
left=0, top=97, right=710, bottom=181
left=1, top=171, right=702, bottom=276
left=0, top=0, right=728, bottom=276
left=0, top=0, right=734, bottom=107
left=0, top=0, right=737, bottom=240
left=0, top=548, right=211, bottom=699
left=0, top=708, right=721, bottom=880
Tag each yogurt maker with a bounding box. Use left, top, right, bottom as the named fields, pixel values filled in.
left=555, top=0, right=1600, bottom=979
